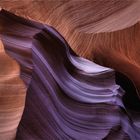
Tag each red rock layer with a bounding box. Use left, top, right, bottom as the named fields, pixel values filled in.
left=0, top=0, right=140, bottom=93
left=0, top=40, right=26, bottom=140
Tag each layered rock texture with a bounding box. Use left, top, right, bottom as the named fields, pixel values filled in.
left=0, top=40, right=26, bottom=140
left=0, top=0, right=140, bottom=140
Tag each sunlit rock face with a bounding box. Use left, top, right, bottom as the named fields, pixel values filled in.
left=0, top=5, right=140, bottom=140
left=0, top=40, right=26, bottom=140
left=1, top=0, right=140, bottom=93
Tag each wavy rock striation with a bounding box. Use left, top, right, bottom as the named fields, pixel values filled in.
left=0, top=10, right=140, bottom=140
left=0, top=40, right=26, bottom=140
left=1, top=0, right=140, bottom=94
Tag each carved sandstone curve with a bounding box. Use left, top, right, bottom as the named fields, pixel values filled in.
left=0, top=0, right=140, bottom=95
left=0, top=10, right=140, bottom=139
left=0, top=40, right=26, bottom=140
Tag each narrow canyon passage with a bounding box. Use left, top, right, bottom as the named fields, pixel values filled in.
left=0, top=1, right=140, bottom=140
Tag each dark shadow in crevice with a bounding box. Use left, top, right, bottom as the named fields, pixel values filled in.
left=115, top=72, right=140, bottom=111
